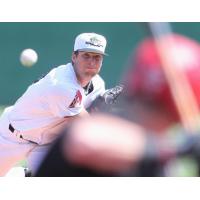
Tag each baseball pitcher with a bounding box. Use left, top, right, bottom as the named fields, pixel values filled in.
left=0, top=32, right=123, bottom=176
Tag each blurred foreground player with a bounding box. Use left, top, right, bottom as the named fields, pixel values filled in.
left=120, top=33, right=200, bottom=176
left=36, top=33, right=200, bottom=176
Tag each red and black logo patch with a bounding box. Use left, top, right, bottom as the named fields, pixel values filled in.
left=69, top=90, right=82, bottom=108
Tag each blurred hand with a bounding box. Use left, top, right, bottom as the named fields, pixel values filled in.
left=64, top=114, right=146, bottom=173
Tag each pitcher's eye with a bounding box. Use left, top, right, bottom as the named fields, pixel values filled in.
left=82, top=54, right=90, bottom=59
left=94, top=56, right=102, bottom=62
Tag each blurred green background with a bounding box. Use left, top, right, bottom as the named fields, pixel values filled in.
left=1, top=22, right=200, bottom=107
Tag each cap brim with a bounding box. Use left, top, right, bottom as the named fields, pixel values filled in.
left=77, top=48, right=108, bottom=56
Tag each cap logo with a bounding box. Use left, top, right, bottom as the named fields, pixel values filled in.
left=85, top=36, right=103, bottom=48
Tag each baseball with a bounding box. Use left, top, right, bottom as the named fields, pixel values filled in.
left=20, top=48, right=38, bottom=67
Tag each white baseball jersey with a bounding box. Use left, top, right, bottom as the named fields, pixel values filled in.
left=1, top=63, right=105, bottom=145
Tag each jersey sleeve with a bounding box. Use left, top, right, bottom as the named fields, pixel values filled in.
left=45, top=84, right=83, bottom=118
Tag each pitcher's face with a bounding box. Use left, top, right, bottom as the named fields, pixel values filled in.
left=72, top=51, right=103, bottom=81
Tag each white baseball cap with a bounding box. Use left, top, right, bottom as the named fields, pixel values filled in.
left=74, top=33, right=108, bottom=55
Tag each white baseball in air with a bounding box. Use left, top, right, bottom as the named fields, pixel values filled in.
left=20, top=48, right=38, bottom=67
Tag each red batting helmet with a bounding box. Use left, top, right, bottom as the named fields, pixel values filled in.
left=123, top=34, right=200, bottom=122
